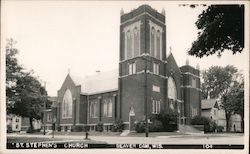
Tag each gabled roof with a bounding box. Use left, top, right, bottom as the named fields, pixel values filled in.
left=201, top=99, right=219, bottom=109
left=70, top=69, right=118, bottom=95
left=166, top=52, right=181, bottom=73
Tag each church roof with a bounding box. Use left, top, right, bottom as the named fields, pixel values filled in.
left=201, top=99, right=219, bottom=109
left=70, top=69, right=118, bottom=95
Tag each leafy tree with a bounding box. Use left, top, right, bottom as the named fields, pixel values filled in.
left=188, top=5, right=244, bottom=57
left=201, top=65, right=238, bottom=99
left=6, top=39, right=48, bottom=132
left=223, top=81, right=244, bottom=132
left=201, top=65, right=244, bottom=131
left=6, top=39, right=23, bottom=113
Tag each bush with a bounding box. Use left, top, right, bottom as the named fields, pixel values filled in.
left=135, top=121, right=146, bottom=133
left=191, top=116, right=217, bottom=133
left=135, top=110, right=179, bottom=133
left=111, top=119, right=124, bottom=132
left=96, top=123, right=103, bottom=132
left=72, top=126, right=84, bottom=132
left=135, top=120, right=164, bottom=133
left=216, top=125, right=224, bottom=132
left=156, top=110, right=178, bottom=132
left=149, top=120, right=163, bottom=132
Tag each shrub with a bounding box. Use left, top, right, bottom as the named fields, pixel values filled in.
left=156, top=109, right=178, bottom=132
left=149, top=120, right=163, bottom=132
left=84, top=126, right=90, bottom=132
left=72, top=125, right=84, bottom=132
left=96, top=123, right=103, bottom=132
left=135, top=121, right=146, bottom=133
left=111, top=119, right=124, bottom=132
left=135, top=119, right=164, bottom=133
left=191, top=116, right=217, bottom=133
left=216, top=125, right=224, bottom=132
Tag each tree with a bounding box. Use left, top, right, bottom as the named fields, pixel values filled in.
left=6, top=39, right=23, bottom=113
left=188, top=5, right=244, bottom=57
left=6, top=39, right=48, bottom=132
left=201, top=65, right=244, bottom=131
left=224, top=81, right=244, bottom=132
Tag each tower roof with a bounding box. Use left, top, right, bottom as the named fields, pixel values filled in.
left=121, top=4, right=165, bottom=24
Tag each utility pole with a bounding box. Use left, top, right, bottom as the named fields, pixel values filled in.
left=144, top=56, right=149, bottom=137
left=43, top=82, right=46, bottom=135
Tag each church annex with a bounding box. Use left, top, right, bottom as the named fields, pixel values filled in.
left=44, top=5, right=201, bottom=132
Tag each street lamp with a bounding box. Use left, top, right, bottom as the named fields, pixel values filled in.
left=52, top=117, right=56, bottom=138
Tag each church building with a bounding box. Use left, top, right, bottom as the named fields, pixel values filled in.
left=46, top=5, right=201, bottom=132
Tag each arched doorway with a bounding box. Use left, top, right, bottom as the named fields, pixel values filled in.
left=129, top=107, right=135, bottom=131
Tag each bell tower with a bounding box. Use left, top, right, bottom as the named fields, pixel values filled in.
left=118, top=5, right=167, bottom=130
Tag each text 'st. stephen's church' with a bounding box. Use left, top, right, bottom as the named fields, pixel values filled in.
left=45, top=5, right=201, bottom=132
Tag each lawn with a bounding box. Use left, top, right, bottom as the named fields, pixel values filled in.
left=7, top=136, right=106, bottom=144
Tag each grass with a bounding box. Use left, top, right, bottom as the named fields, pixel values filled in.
left=7, top=136, right=107, bottom=144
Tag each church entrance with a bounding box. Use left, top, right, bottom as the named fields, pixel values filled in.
left=129, top=107, right=135, bottom=131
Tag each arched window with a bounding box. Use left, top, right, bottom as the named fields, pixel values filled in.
left=150, top=27, right=155, bottom=57
left=124, top=21, right=141, bottom=60
left=156, top=30, right=161, bottom=59
left=126, top=30, right=132, bottom=59
left=62, top=89, right=73, bottom=118
left=149, top=21, right=163, bottom=60
left=133, top=27, right=139, bottom=57
left=103, top=99, right=113, bottom=117
left=108, top=99, right=112, bottom=117
left=168, top=77, right=177, bottom=110
left=90, top=100, right=98, bottom=118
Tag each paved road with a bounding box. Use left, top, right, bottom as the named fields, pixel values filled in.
left=7, top=133, right=244, bottom=144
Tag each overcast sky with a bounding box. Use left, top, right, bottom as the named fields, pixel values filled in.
left=2, top=1, right=248, bottom=96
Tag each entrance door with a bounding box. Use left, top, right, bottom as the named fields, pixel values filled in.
left=129, top=107, right=135, bottom=131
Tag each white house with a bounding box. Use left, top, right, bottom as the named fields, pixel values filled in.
left=201, top=99, right=242, bottom=132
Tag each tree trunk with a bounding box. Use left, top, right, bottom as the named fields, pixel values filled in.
left=225, top=113, right=231, bottom=132
left=29, top=117, right=34, bottom=132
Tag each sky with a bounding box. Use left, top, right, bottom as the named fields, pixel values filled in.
left=2, top=1, right=249, bottom=96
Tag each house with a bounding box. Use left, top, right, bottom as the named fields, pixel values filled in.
left=201, top=99, right=242, bottom=132
left=6, top=114, right=22, bottom=132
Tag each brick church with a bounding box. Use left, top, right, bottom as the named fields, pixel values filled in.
left=44, top=5, right=201, bottom=132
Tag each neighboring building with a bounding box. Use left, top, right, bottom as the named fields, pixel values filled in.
left=6, top=114, right=22, bottom=132
left=48, top=5, right=201, bottom=132
left=21, top=117, right=41, bottom=131
left=201, top=99, right=242, bottom=132
left=41, top=96, right=57, bottom=131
